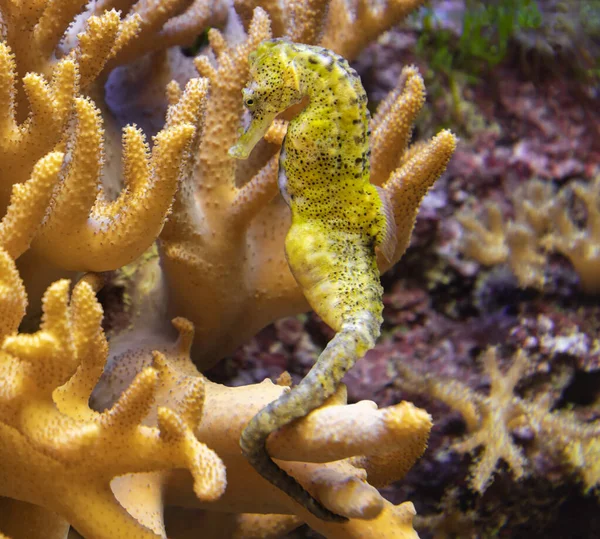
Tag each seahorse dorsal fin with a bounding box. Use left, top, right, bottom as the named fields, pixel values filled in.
left=375, top=186, right=397, bottom=263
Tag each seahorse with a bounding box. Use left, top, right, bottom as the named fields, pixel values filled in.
left=229, top=38, right=396, bottom=522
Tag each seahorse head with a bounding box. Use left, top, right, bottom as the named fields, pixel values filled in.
left=230, top=39, right=302, bottom=159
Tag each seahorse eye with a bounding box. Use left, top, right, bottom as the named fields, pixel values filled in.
left=242, top=86, right=257, bottom=109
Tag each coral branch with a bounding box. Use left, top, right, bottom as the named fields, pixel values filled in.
left=397, top=346, right=600, bottom=495
left=234, top=0, right=425, bottom=61
left=322, top=0, right=426, bottom=60
left=0, top=50, right=77, bottom=211
left=0, top=264, right=226, bottom=538
left=33, top=0, right=88, bottom=59
left=31, top=79, right=206, bottom=271
left=94, top=315, right=429, bottom=536
left=0, top=153, right=64, bottom=260
left=286, top=0, right=330, bottom=44
left=86, top=0, right=228, bottom=70
left=542, top=176, right=600, bottom=292
left=76, top=10, right=131, bottom=88
left=0, top=249, right=26, bottom=342
left=383, top=129, right=457, bottom=267
left=370, top=66, right=426, bottom=187
left=229, top=154, right=280, bottom=226
left=458, top=176, right=600, bottom=292
left=193, top=11, right=272, bottom=191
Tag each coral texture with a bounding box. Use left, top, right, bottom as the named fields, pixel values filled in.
left=0, top=0, right=226, bottom=312
left=0, top=251, right=432, bottom=537
left=0, top=0, right=455, bottom=365
left=397, top=347, right=600, bottom=495
left=457, top=176, right=600, bottom=293
left=159, top=3, right=455, bottom=367
left=0, top=0, right=456, bottom=537
left=0, top=249, right=225, bottom=538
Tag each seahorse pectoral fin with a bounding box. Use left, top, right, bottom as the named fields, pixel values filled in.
left=375, top=186, right=397, bottom=263
left=282, top=63, right=300, bottom=92
left=229, top=112, right=276, bottom=159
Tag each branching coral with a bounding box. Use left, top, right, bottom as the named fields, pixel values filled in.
left=73, top=0, right=228, bottom=69
left=0, top=0, right=155, bottom=194
left=541, top=176, right=600, bottom=292
left=0, top=0, right=454, bottom=536
left=0, top=255, right=226, bottom=537
left=1, top=0, right=456, bottom=365
left=399, top=348, right=529, bottom=493
left=0, top=43, right=77, bottom=213
left=0, top=152, right=65, bottom=262
left=74, top=251, right=432, bottom=538
left=0, top=1, right=223, bottom=312
left=457, top=176, right=600, bottom=292
left=18, top=72, right=204, bottom=314
left=0, top=1, right=127, bottom=105
left=234, top=0, right=426, bottom=59
left=29, top=83, right=205, bottom=272
left=456, top=202, right=510, bottom=267
left=0, top=249, right=432, bottom=537
left=396, top=347, right=600, bottom=495
left=0, top=76, right=433, bottom=539
left=99, top=317, right=431, bottom=538
left=157, top=5, right=456, bottom=366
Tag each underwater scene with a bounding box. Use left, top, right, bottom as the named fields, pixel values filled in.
left=0, top=1, right=597, bottom=538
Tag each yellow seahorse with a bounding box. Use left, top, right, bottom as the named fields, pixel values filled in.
left=230, top=38, right=396, bottom=521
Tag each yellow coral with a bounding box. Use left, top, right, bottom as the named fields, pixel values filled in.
left=0, top=0, right=223, bottom=316
left=397, top=347, right=600, bottom=495
left=1, top=289, right=431, bottom=538
left=158, top=6, right=456, bottom=367
left=524, top=386, right=600, bottom=494
left=101, top=317, right=431, bottom=538
left=542, top=176, right=600, bottom=292
left=3, top=70, right=206, bottom=316
left=0, top=152, right=64, bottom=261
left=0, top=254, right=226, bottom=538
left=322, top=0, right=426, bottom=60
left=456, top=202, right=509, bottom=266
left=0, top=1, right=451, bottom=536
left=235, top=0, right=427, bottom=59
left=369, top=66, right=426, bottom=187
left=397, top=348, right=528, bottom=493
left=79, top=0, right=228, bottom=69
left=30, top=86, right=203, bottom=272
left=457, top=176, right=600, bottom=292
left=0, top=153, right=431, bottom=539
left=505, top=221, right=546, bottom=289
left=0, top=43, right=77, bottom=214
